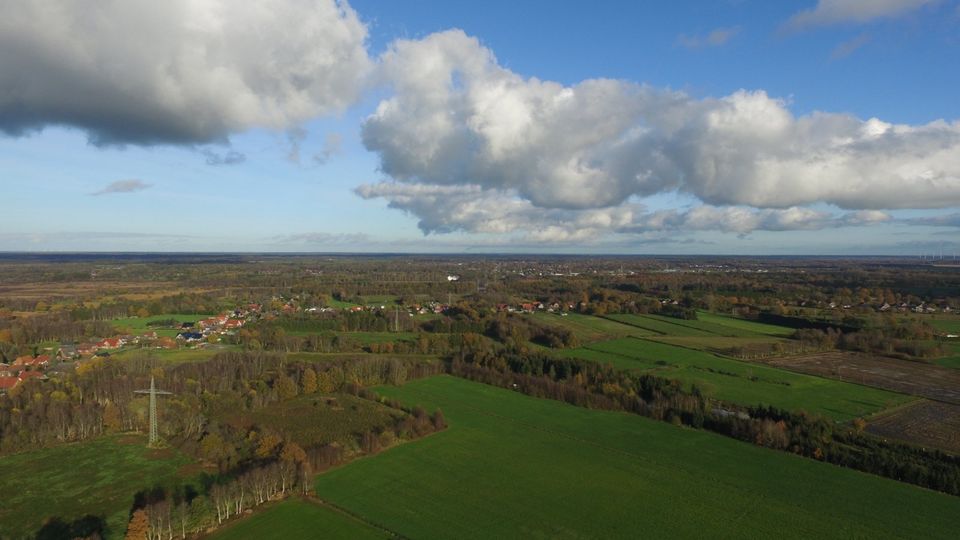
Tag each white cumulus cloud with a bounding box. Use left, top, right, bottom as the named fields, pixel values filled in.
left=0, top=0, right=371, bottom=145
left=360, top=29, right=960, bottom=229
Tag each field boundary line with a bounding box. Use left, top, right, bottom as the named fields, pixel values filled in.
left=306, top=496, right=407, bottom=539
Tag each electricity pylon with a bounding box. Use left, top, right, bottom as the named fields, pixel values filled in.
left=134, top=376, right=172, bottom=448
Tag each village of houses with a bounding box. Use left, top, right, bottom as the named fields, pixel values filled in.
left=0, top=307, right=256, bottom=393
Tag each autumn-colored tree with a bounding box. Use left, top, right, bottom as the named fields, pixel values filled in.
left=256, top=432, right=282, bottom=459
left=124, top=509, right=149, bottom=540
left=277, top=375, right=298, bottom=400
left=280, top=441, right=307, bottom=465
left=316, top=371, right=336, bottom=393
left=102, top=401, right=122, bottom=432
left=431, top=408, right=447, bottom=431
left=301, top=368, right=318, bottom=394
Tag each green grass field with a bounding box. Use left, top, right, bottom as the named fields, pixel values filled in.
left=327, top=298, right=360, bottom=309
left=560, top=337, right=911, bottom=421
left=219, top=393, right=405, bottom=449
left=604, top=312, right=795, bottom=339
left=358, top=295, right=400, bottom=306
left=930, top=318, right=960, bottom=334
left=314, top=376, right=960, bottom=539
left=649, top=335, right=790, bottom=352
left=696, top=311, right=796, bottom=336
left=531, top=312, right=651, bottom=343
left=936, top=342, right=960, bottom=369
left=0, top=434, right=196, bottom=539
left=604, top=313, right=717, bottom=336
left=208, top=498, right=388, bottom=540
left=112, top=313, right=215, bottom=337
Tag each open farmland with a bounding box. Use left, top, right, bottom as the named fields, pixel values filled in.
left=560, top=337, right=911, bottom=421
left=649, top=335, right=791, bottom=354
left=208, top=498, right=388, bottom=540
left=695, top=311, right=796, bottom=336
left=604, top=313, right=717, bottom=336
left=866, top=400, right=960, bottom=454
left=314, top=376, right=960, bottom=539
left=531, top=312, right=650, bottom=343
left=0, top=434, right=197, bottom=540
left=219, top=393, right=406, bottom=449
left=770, top=351, right=960, bottom=404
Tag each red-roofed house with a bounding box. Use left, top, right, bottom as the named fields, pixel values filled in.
left=17, top=370, right=44, bottom=383
left=0, top=377, right=18, bottom=391
left=13, top=355, right=33, bottom=366
left=13, top=355, right=50, bottom=368
left=97, top=337, right=124, bottom=349
left=224, top=319, right=244, bottom=329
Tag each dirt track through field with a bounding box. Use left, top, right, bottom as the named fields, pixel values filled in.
left=769, top=351, right=960, bottom=404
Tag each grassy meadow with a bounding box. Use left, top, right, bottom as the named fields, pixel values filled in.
left=0, top=434, right=197, bottom=539
left=314, top=376, right=960, bottom=539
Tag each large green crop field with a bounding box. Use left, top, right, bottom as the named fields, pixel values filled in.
left=314, top=376, right=960, bottom=539
left=604, top=313, right=717, bottom=336
left=604, top=312, right=795, bottom=339
left=696, top=311, right=796, bottom=336
left=209, top=499, right=388, bottom=540
left=560, top=337, right=911, bottom=421
left=531, top=312, right=651, bottom=342
left=0, top=434, right=197, bottom=540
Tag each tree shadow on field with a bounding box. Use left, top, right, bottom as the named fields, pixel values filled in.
left=35, top=514, right=106, bottom=540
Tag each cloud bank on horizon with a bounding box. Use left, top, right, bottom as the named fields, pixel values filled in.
left=1, top=0, right=958, bottom=244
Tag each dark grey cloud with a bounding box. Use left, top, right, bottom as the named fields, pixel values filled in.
left=91, top=179, right=152, bottom=196
left=904, top=213, right=960, bottom=227
left=0, top=1, right=371, bottom=146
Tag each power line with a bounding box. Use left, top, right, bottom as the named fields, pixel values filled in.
left=134, top=376, right=173, bottom=448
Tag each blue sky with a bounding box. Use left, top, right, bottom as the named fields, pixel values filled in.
left=1, top=0, right=959, bottom=254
